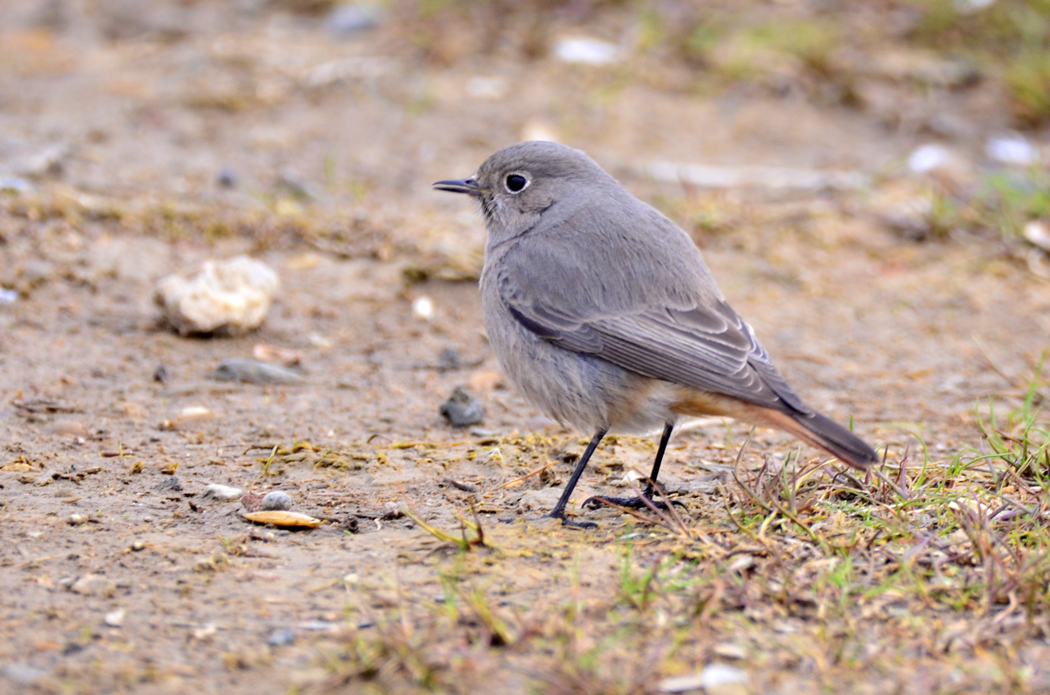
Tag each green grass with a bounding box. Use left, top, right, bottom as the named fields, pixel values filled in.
left=299, top=392, right=1050, bottom=693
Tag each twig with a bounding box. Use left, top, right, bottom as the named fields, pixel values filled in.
left=496, top=461, right=556, bottom=490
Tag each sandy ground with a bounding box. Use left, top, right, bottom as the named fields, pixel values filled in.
left=2, top=2, right=1050, bottom=693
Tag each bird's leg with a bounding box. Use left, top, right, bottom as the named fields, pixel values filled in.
left=583, top=422, right=685, bottom=510
left=545, top=428, right=607, bottom=528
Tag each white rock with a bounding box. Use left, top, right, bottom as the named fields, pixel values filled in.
left=154, top=256, right=278, bottom=335
left=986, top=134, right=1037, bottom=166
left=623, top=469, right=645, bottom=483
left=70, top=574, right=115, bottom=597
left=655, top=672, right=705, bottom=693
left=657, top=664, right=748, bottom=693
left=907, top=144, right=950, bottom=173
left=201, top=484, right=244, bottom=502
left=1, top=664, right=48, bottom=685
left=412, top=296, right=434, bottom=321
left=177, top=406, right=214, bottom=423
left=104, top=608, right=125, bottom=627
left=700, top=664, right=748, bottom=688
left=552, top=37, right=622, bottom=65
left=1024, top=221, right=1050, bottom=252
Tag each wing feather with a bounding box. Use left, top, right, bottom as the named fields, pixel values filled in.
left=496, top=217, right=811, bottom=415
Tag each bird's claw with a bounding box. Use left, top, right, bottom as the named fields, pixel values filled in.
left=543, top=510, right=598, bottom=529
left=582, top=493, right=686, bottom=511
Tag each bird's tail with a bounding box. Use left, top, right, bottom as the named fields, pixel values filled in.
left=758, top=407, right=879, bottom=471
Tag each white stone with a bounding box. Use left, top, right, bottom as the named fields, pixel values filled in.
left=201, top=484, right=244, bottom=502
left=1024, top=221, right=1050, bottom=252
left=986, top=134, right=1036, bottom=166
left=154, top=256, right=278, bottom=335
left=553, top=37, right=622, bottom=65
left=412, top=296, right=434, bottom=321
left=907, top=144, right=950, bottom=173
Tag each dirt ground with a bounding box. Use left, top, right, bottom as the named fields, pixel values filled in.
left=2, top=2, right=1050, bottom=694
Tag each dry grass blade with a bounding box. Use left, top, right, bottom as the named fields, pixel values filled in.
left=496, top=461, right=557, bottom=489
left=587, top=495, right=678, bottom=532
left=400, top=505, right=485, bottom=551
left=627, top=475, right=692, bottom=538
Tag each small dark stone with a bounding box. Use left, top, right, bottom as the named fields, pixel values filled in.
left=155, top=477, right=182, bottom=493
left=213, top=359, right=302, bottom=384
left=153, top=365, right=168, bottom=383
left=261, top=491, right=292, bottom=511
left=218, top=167, right=238, bottom=188
left=436, top=348, right=462, bottom=370
left=439, top=387, right=484, bottom=428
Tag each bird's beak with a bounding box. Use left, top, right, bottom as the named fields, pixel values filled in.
left=433, top=177, right=486, bottom=195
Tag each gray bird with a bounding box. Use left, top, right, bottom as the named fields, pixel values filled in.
left=434, top=141, right=879, bottom=527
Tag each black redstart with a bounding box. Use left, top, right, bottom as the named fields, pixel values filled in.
left=435, top=141, right=878, bottom=527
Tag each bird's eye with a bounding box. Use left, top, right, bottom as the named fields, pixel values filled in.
left=504, top=173, right=529, bottom=193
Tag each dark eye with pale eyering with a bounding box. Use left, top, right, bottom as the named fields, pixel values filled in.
left=505, top=174, right=528, bottom=193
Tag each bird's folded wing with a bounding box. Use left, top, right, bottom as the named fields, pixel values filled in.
left=499, top=261, right=810, bottom=415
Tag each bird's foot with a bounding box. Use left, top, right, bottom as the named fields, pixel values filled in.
left=582, top=490, right=686, bottom=511
left=542, top=510, right=598, bottom=529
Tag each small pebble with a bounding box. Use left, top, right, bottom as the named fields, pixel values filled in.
left=0, top=288, right=18, bottom=304
left=202, top=484, right=244, bottom=502
left=217, top=167, right=238, bottom=188
left=439, top=387, right=485, bottom=428
left=267, top=629, right=295, bottom=647
left=655, top=664, right=747, bottom=694
left=130, top=540, right=146, bottom=551
left=155, top=477, right=182, bottom=493
left=261, top=491, right=292, bottom=511
left=986, top=133, right=1036, bottom=166
left=712, top=643, right=747, bottom=660
left=213, top=359, right=302, bottom=384
left=1, top=663, right=47, bottom=685
left=412, top=296, right=434, bottom=321
left=700, top=664, right=748, bottom=691
left=552, top=36, right=622, bottom=65
left=67, top=514, right=88, bottom=526
left=308, top=332, right=332, bottom=349
left=252, top=344, right=302, bottom=366
left=175, top=406, right=214, bottom=423
left=436, top=348, right=463, bottom=370
left=325, top=4, right=380, bottom=37
left=1024, top=220, right=1050, bottom=252
left=907, top=144, right=950, bottom=174
left=69, top=574, right=115, bottom=597
left=104, top=609, right=125, bottom=628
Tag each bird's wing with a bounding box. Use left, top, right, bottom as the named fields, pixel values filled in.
left=496, top=220, right=811, bottom=414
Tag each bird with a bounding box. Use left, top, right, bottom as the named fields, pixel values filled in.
left=434, top=141, right=879, bottom=527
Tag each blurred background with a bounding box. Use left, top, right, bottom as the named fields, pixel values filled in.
left=1, top=0, right=1048, bottom=266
